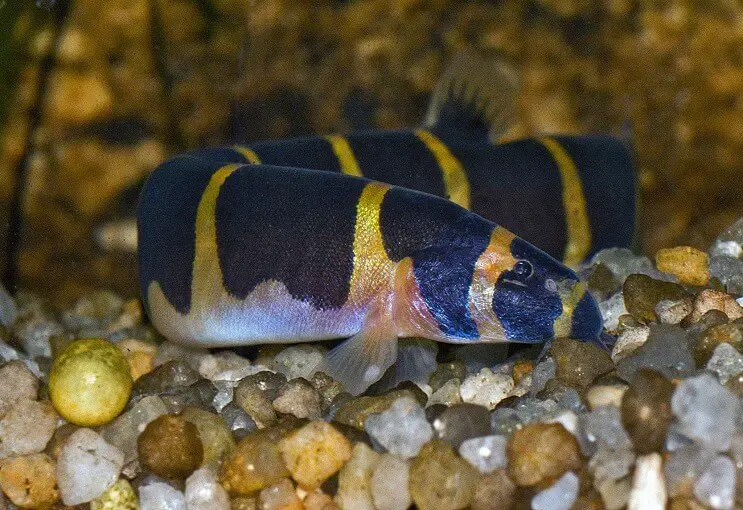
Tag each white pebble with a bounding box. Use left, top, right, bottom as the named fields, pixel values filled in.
left=585, top=384, right=628, bottom=409
left=185, top=467, right=230, bottom=510
left=198, top=351, right=255, bottom=382
left=364, top=397, right=432, bottom=459
left=627, top=453, right=666, bottom=510
left=544, top=409, right=579, bottom=436
left=693, top=455, right=736, bottom=510
left=0, top=399, right=56, bottom=459
left=531, top=471, right=579, bottom=510
left=274, top=345, right=325, bottom=380
left=57, top=428, right=125, bottom=505
left=611, top=326, right=649, bottom=362
left=140, top=482, right=187, bottom=510
left=370, top=454, right=411, bottom=510
left=459, top=368, right=514, bottom=410
left=458, top=435, right=507, bottom=474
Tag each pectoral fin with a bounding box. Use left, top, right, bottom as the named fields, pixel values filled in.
left=318, top=327, right=399, bottom=396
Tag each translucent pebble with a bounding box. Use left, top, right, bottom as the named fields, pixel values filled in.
left=706, top=343, right=743, bottom=383
left=711, top=218, right=743, bottom=249
left=590, top=248, right=657, bottom=284
left=61, top=290, right=123, bottom=332
left=579, top=405, right=632, bottom=455
left=513, top=398, right=560, bottom=424
left=627, top=453, right=666, bottom=510
left=57, top=428, right=125, bottom=505
left=273, top=345, right=325, bottom=380
left=663, top=443, right=716, bottom=497
left=458, top=435, right=507, bottom=474
left=693, top=455, right=736, bottom=510
left=139, top=482, right=186, bottom=510
left=459, top=368, right=514, bottom=409
left=709, top=256, right=743, bottom=295
left=709, top=240, right=743, bottom=259
left=489, top=407, right=523, bottom=436
left=599, top=292, right=627, bottom=332
left=212, top=380, right=235, bottom=411
left=364, top=397, right=433, bottom=458
left=615, top=324, right=694, bottom=382
left=12, top=313, right=63, bottom=358
left=185, top=467, right=230, bottom=510
left=671, top=373, right=741, bottom=450
left=588, top=447, right=635, bottom=483
left=370, top=454, right=411, bottom=510
left=101, top=395, right=168, bottom=464
left=259, top=478, right=301, bottom=509
left=530, top=358, right=556, bottom=395
left=431, top=403, right=491, bottom=447
left=530, top=471, right=579, bottom=510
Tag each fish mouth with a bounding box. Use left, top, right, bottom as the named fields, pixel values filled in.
left=553, top=280, right=602, bottom=339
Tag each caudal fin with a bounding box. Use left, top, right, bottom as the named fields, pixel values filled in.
left=423, top=50, right=520, bottom=144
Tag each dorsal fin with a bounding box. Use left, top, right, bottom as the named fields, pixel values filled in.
left=424, top=50, right=520, bottom=144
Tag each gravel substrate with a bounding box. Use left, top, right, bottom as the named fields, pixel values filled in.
left=1, top=221, right=743, bottom=509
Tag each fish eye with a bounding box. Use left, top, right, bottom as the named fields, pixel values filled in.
left=513, top=260, right=533, bottom=279
left=545, top=278, right=558, bottom=293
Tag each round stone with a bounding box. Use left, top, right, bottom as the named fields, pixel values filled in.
left=49, top=338, right=133, bottom=426
left=620, top=369, right=674, bottom=454
left=137, top=414, right=204, bottom=479
left=506, top=423, right=582, bottom=487
left=409, top=440, right=479, bottom=510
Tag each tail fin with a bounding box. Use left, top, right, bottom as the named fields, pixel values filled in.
left=423, top=50, right=520, bottom=144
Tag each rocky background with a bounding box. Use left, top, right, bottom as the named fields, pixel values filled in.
left=2, top=0, right=743, bottom=307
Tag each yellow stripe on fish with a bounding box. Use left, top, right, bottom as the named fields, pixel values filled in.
left=415, top=129, right=471, bottom=210
left=538, top=137, right=592, bottom=266
left=326, top=135, right=363, bottom=177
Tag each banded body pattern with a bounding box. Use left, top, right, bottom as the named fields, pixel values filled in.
left=139, top=159, right=505, bottom=345
left=185, top=131, right=632, bottom=264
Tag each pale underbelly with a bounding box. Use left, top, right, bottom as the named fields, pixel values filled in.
left=147, top=278, right=368, bottom=347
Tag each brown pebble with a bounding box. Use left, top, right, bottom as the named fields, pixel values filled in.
left=690, top=289, right=743, bottom=323
left=548, top=338, right=614, bottom=390
left=470, top=469, right=516, bottom=510
left=409, top=440, right=479, bottom=510
left=623, top=274, right=691, bottom=324
left=137, top=414, right=203, bottom=479
left=0, top=453, right=59, bottom=508
left=693, top=322, right=743, bottom=366
left=304, top=490, right=339, bottom=510
left=507, top=423, right=582, bottom=487
left=512, top=360, right=534, bottom=385
left=220, top=427, right=290, bottom=495
left=279, top=420, right=352, bottom=490
left=333, top=389, right=419, bottom=429
left=655, top=246, right=710, bottom=286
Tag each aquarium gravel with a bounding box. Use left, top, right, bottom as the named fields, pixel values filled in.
left=1, top=223, right=743, bottom=509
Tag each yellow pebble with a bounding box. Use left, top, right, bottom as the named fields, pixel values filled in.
left=49, top=338, right=133, bottom=427
left=655, top=246, right=710, bottom=286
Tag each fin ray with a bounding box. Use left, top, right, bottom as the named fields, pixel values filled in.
left=424, top=50, right=519, bottom=144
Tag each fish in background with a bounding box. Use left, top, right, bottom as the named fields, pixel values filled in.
left=97, top=51, right=638, bottom=267
left=138, top=158, right=604, bottom=394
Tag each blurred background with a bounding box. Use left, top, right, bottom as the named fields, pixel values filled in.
left=1, top=0, right=742, bottom=308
